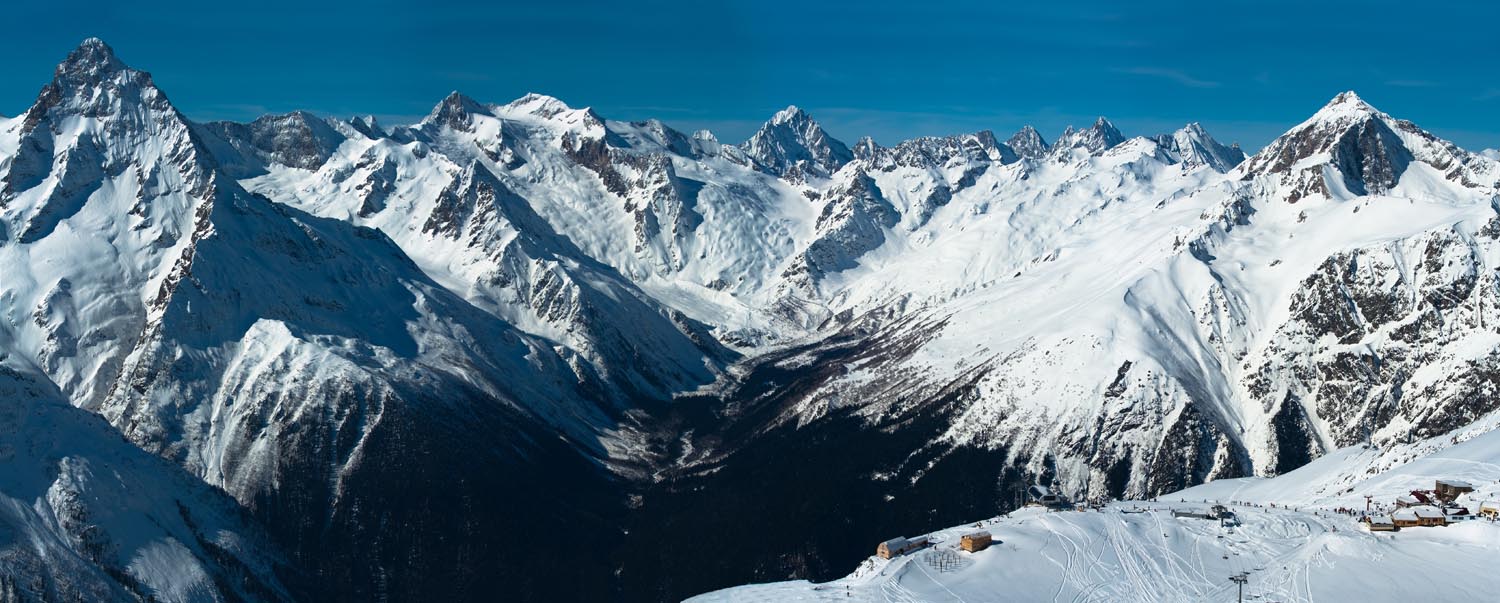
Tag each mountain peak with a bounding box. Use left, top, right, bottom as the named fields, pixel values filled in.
left=506, top=92, right=576, bottom=117
left=1156, top=122, right=1245, bottom=172
left=1007, top=125, right=1050, bottom=160
left=17, top=37, right=167, bottom=135
left=49, top=37, right=139, bottom=97
left=1243, top=91, right=1418, bottom=198
left=740, top=105, right=851, bottom=178
left=771, top=105, right=811, bottom=126
left=60, top=37, right=124, bottom=76
left=1327, top=90, right=1370, bottom=109
left=424, top=91, right=487, bottom=130
left=1052, top=117, right=1125, bottom=155
left=1304, top=90, right=1382, bottom=125
left=348, top=114, right=384, bottom=138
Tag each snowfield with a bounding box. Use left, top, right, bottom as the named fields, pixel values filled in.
left=692, top=412, right=1500, bottom=602
left=694, top=504, right=1499, bottom=603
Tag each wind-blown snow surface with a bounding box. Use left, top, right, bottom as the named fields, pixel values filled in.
left=692, top=411, right=1500, bottom=602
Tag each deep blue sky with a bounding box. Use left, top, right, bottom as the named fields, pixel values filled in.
left=3, top=0, right=1497, bottom=151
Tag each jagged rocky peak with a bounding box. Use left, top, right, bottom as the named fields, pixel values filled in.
left=347, top=114, right=385, bottom=138
left=740, top=104, right=853, bottom=178
left=4, top=37, right=210, bottom=206
left=1243, top=91, right=1420, bottom=198
left=1052, top=117, right=1125, bottom=156
left=860, top=130, right=1016, bottom=170
left=424, top=90, right=489, bottom=131
left=1156, top=122, right=1246, bottom=172
left=52, top=37, right=128, bottom=90
left=1006, top=125, right=1050, bottom=160
left=25, top=37, right=170, bottom=130
left=852, top=136, right=882, bottom=160
left=238, top=111, right=348, bottom=170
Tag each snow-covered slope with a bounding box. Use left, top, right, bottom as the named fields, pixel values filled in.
left=693, top=410, right=1500, bottom=602
left=695, top=501, right=1500, bottom=602
left=0, top=351, right=302, bottom=602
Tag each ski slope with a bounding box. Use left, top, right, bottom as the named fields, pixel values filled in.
left=694, top=503, right=1498, bottom=603
left=692, top=413, right=1500, bottom=602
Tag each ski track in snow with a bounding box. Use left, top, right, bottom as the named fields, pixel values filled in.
left=694, top=414, right=1500, bottom=602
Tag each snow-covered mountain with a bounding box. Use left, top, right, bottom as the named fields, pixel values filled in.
left=1, top=39, right=632, bottom=601
left=3, top=38, right=1499, bottom=602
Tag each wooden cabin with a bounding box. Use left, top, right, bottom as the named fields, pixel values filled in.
left=959, top=531, right=992, bottom=553
left=1435, top=480, right=1475, bottom=502
left=876, top=535, right=930, bottom=559
left=1363, top=516, right=1397, bottom=532
left=1414, top=506, right=1447, bottom=526
left=1394, top=505, right=1447, bottom=527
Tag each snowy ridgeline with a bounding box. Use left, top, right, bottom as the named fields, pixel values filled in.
left=692, top=411, right=1500, bottom=602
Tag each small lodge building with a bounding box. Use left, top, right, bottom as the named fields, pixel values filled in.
left=1392, top=505, right=1447, bottom=528
left=877, top=535, right=930, bottom=559
left=1414, top=506, right=1447, bottom=526
left=1444, top=506, right=1476, bottom=522
left=1435, top=479, right=1475, bottom=502
left=959, top=531, right=992, bottom=553
left=1027, top=485, right=1066, bottom=507
left=1395, top=495, right=1420, bottom=508
left=1480, top=502, right=1500, bottom=520
left=1363, top=516, right=1397, bottom=532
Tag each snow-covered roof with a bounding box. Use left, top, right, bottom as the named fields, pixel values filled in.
left=962, top=531, right=991, bottom=539
left=1396, top=495, right=1419, bottom=504
left=880, top=536, right=909, bottom=548
left=1437, top=479, right=1474, bottom=488
left=1412, top=506, right=1445, bottom=519
left=1367, top=516, right=1395, bottom=525
left=1392, top=510, right=1417, bottom=521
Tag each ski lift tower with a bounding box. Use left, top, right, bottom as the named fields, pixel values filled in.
left=1224, top=573, right=1248, bottom=600
left=1229, top=572, right=1248, bottom=603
